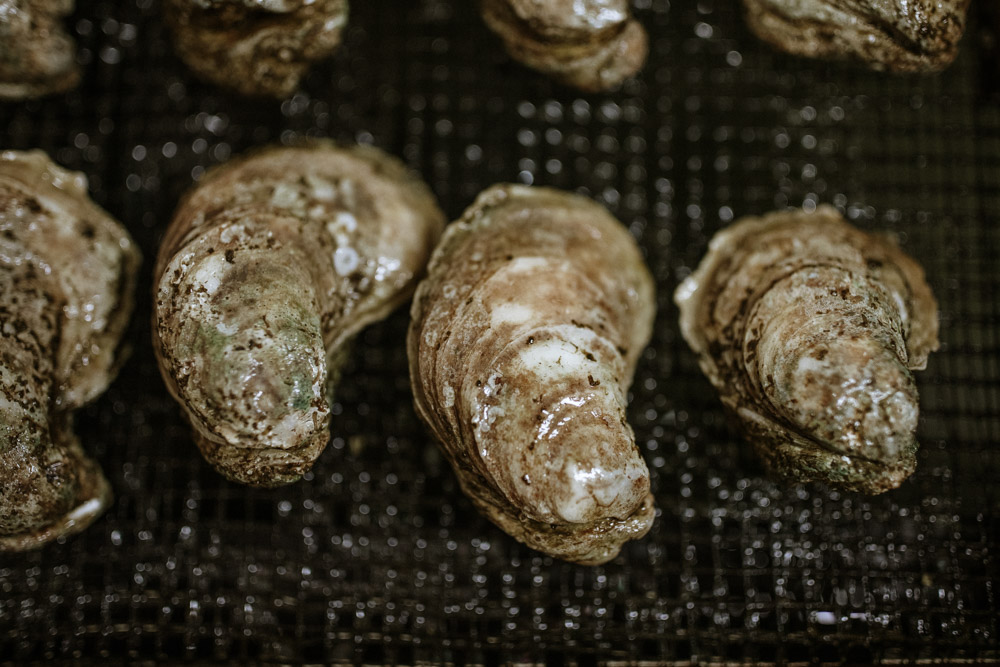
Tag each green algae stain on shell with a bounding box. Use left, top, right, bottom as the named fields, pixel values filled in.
left=154, top=142, right=445, bottom=487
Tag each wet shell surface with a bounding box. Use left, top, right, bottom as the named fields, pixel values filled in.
left=742, top=0, right=970, bottom=72
left=164, top=0, right=349, bottom=97
left=408, top=184, right=656, bottom=565
left=0, top=0, right=81, bottom=100
left=481, top=0, right=648, bottom=92
left=0, top=150, right=140, bottom=551
left=675, top=206, right=939, bottom=494
left=154, top=142, right=445, bottom=487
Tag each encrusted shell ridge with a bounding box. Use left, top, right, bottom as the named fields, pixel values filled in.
left=408, top=184, right=657, bottom=565
left=675, top=205, right=939, bottom=494
left=0, top=150, right=140, bottom=550
left=153, top=141, right=444, bottom=487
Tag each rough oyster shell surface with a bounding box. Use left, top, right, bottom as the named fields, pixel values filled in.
left=742, top=0, right=970, bottom=72
left=481, top=0, right=648, bottom=92
left=154, top=142, right=445, bottom=487
left=164, top=0, right=348, bottom=97
left=0, top=150, right=140, bottom=550
left=675, top=206, right=939, bottom=494
left=0, top=0, right=80, bottom=99
left=408, top=184, right=656, bottom=565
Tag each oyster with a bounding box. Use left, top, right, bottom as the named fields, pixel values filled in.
left=741, top=0, right=970, bottom=72
left=675, top=206, right=939, bottom=494
left=154, top=142, right=445, bottom=487
left=0, top=0, right=80, bottom=100
left=0, top=151, right=140, bottom=551
left=163, top=0, right=349, bottom=97
left=408, top=184, right=656, bottom=565
left=481, top=0, right=648, bottom=92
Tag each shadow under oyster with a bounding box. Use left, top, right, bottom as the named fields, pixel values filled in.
left=675, top=206, right=939, bottom=494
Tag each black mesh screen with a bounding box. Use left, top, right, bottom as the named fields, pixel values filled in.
left=1, top=0, right=998, bottom=662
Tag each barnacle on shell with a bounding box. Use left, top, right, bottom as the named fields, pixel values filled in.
left=153, top=142, right=444, bottom=487
left=0, top=151, right=140, bottom=551
left=408, top=184, right=656, bottom=565
left=675, top=206, right=939, bottom=494
left=481, top=0, right=648, bottom=92
left=742, top=0, right=970, bottom=72
left=163, top=0, right=349, bottom=98
left=0, top=0, right=81, bottom=100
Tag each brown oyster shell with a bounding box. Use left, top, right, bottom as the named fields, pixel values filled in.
left=0, top=0, right=80, bottom=100
left=408, top=184, right=657, bottom=565
left=0, top=150, right=140, bottom=551
left=153, top=142, right=445, bottom=487
left=675, top=206, right=939, bottom=494
left=164, top=0, right=349, bottom=98
left=481, top=0, right=648, bottom=92
left=742, top=0, right=970, bottom=72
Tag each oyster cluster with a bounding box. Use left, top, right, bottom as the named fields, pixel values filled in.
left=0, top=0, right=954, bottom=559
left=481, top=0, right=649, bottom=91
left=408, top=185, right=656, bottom=565
left=163, top=0, right=349, bottom=97
left=0, top=151, right=139, bottom=551
left=153, top=142, right=444, bottom=486
left=0, top=0, right=80, bottom=99
left=742, top=0, right=971, bottom=72
left=675, top=206, right=939, bottom=494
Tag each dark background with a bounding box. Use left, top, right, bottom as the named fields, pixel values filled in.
left=1, top=0, right=998, bottom=663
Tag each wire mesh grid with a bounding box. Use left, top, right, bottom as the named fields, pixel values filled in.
left=1, top=0, right=998, bottom=663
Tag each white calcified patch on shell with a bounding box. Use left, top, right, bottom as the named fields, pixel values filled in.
left=481, top=0, right=648, bottom=92
left=674, top=206, right=939, bottom=494
left=0, top=150, right=140, bottom=551
left=163, top=0, right=349, bottom=97
left=741, top=0, right=970, bottom=72
left=154, top=141, right=445, bottom=487
left=0, top=0, right=80, bottom=100
left=408, top=184, right=657, bottom=565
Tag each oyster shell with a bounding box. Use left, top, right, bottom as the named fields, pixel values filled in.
left=408, top=184, right=656, bottom=565
left=0, top=150, right=140, bottom=551
left=481, top=0, right=648, bottom=92
left=0, top=0, right=80, bottom=100
left=675, top=206, right=939, bottom=494
left=163, top=0, right=349, bottom=97
left=154, top=142, right=445, bottom=487
left=742, top=0, right=970, bottom=72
